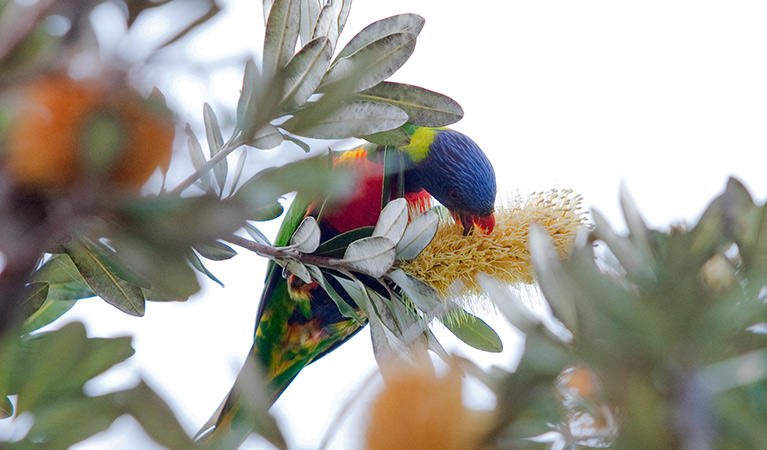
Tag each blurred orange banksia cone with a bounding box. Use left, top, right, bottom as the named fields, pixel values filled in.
left=3, top=73, right=174, bottom=190
left=365, top=359, right=494, bottom=450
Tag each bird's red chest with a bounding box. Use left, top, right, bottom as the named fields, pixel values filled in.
left=319, top=148, right=430, bottom=234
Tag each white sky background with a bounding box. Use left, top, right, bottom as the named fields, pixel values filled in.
left=3, top=0, right=767, bottom=449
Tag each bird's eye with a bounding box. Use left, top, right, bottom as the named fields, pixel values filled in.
left=448, top=189, right=459, bottom=200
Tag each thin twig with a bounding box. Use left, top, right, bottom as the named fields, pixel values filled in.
left=225, top=233, right=347, bottom=269
left=169, top=134, right=244, bottom=195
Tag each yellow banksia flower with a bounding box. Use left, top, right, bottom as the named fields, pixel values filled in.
left=3, top=73, right=174, bottom=190
left=401, top=189, right=586, bottom=298
left=365, top=359, right=494, bottom=450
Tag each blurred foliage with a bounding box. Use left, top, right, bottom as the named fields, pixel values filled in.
left=460, top=177, right=767, bottom=449
left=0, top=322, right=195, bottom=449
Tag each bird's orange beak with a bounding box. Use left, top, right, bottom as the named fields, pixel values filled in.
left=456, top=212, right=495, bottom=236
left=474, top=213, right=495, bottom=234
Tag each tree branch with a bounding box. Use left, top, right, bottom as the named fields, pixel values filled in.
left=225, top=233, right=348, bottom=270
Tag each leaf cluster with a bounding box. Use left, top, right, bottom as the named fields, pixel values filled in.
left=233, top=198, right=503, bottom=377
left=0, top=322, right=195, bottom=449
left=177, top=0, right=463, bottom=198
left=468, top=178, right=767, bottom=449
left=0, top=0, right=476, bottom=447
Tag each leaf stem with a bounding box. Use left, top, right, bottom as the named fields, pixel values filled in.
left=225, top=233, right=348, bottom=270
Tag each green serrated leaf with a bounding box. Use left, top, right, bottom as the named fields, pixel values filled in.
left=357, top=82, right=464, bottom=126
left=12, top=322, right=134, bottom=412
left=282, top=101, right=408, bottom=139
left=263, top=0, right=300, bottom=78
left=65, top=242, right=146, bottom=317
left=441, top=312, right=503, bottom=353
left=619, top=182, right=655, bottom=263
left=592, top=209, right=655, bottom=283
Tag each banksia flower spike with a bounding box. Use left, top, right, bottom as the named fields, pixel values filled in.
left=401, top=189, right=587, bottom=299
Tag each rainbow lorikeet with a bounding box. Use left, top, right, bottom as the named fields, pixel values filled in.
left=203, top=126, right=496, bottom=441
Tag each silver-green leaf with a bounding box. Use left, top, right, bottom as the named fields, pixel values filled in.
left=285, top=259, right=312, bottom=284
left=311, top=0, right=350, bottom=50
left=263, top=0, right=301, bottom=78
left=373, top=198, right=408, bottom=244
left=282, top=101, right=407, bottom=139
left=290, top=216, right=321, bottom=253
left=280, top=36, right=332, bottom=112
left=343, top=236, right=396, bottom=277
left=236, top=59, right=262, bottom=136
left=356, top=82, right=464, bottom=127
left=334, top=13, right=424, bottom=62
left=250, top=124, right=284, bottom=149
left=299, top=0, right=322, bottom=46
left=388, top=269, right=444, bottom=317
left=186, top=125, right=212, bottom=193
left=203, top=103, right=227, bottom=193
left=319, top=32, right=418, bottom=93
left=396, top=209, right=438, bottom=260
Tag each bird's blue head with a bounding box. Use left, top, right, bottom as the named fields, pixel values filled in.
left=403, top=127, right=497, bottom=234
